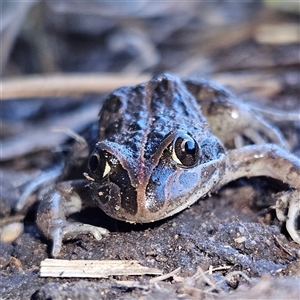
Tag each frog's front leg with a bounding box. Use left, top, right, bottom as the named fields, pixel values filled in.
left=185, top=79, right=288, bottom=149
left=15, top=129, right=90, bottom=212
left=37, top=179, right=109, bottom=257
left=220, top=144, right=300, bottom=243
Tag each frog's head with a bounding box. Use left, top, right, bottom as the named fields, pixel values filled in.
left=86, top=131, right=226, bottom=223
left=86, top=73, right=227, bottom=223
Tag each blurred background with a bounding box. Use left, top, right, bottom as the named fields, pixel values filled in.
left=2, top=1, right=299, bottom=82
left=1, top=0, right=299, bottom=231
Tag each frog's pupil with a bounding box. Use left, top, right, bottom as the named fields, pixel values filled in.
left=184, top=140, right=196, bottom=154
left=173, top=134, right=199, bottom=167
left=89, top=155, right=99, bottom=173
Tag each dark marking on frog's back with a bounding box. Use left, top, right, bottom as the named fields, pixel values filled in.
left=98, top=93, right=124, bottom=140
left=142, top=73, right=210, bottom=159
left=98, top=85, right=147, bottom=160
left=149, top=77, right=173, bottom=111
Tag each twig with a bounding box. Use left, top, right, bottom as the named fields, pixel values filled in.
left=208, top=265, right=232, bottom=274
left=40, top=259, right=162, bottom=278
left=0, top=215, right=25, bottom=226
left=114, top=280, right=149, bottom=290
left=273, top=235, right=294, bottom=258
left=205, top=270, right=251, bottom=293
left=224, top=271, right=252, bottom=283
left=192, top=266, right=223, bottom=293
left=255, top=24, right=300, bottom=45
left=1, top=73, right=150, bottom=99
left=149, top=267, right=181, bottom=283
left=52, top=127, right=87, bottom=144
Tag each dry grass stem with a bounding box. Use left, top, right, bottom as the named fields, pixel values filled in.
left=273, top=235, right=294, bottom=257
left=255, top=24, right=300, bottom=45
left=149, top=267, right=181, bottom=283
left=1, top=73, right=151, bottom=99
left=40, top=259, right=162, bottom=278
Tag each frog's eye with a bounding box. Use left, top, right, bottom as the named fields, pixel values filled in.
left=172, top=134, right=199, bottom=167
left=88, top=152, right=111, bottom=180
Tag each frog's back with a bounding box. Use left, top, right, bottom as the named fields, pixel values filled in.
left=98, top=73, right=210, bottom=162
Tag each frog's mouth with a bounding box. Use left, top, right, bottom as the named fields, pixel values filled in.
left=87, top=153, right=226, bottom=224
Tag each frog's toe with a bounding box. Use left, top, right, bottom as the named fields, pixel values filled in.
left=286, top=191, right=300, bottom=244
left=233, top=129, right=270, bottom=149
left=90, top=227, right=110, bottom=240
left=50, top=221, right=110, bottom=257
left=243, top=128, right=268, bottom=145
left=233, top=135, right=244, bottom=148
left=51, top=227, right=64, bottom=258
left=274, top=190, right=300, bottom=244
left=274, top=191, right=290, bottom=222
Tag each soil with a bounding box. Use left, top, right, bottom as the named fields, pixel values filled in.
left=1, top=138, right=300, bottom=299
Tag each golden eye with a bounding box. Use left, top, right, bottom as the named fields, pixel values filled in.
left=172, top=134, right=199, bottom=167
left=88, top=152, right=111, bottom=180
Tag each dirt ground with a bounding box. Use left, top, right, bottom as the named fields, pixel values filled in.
left=1, top=2, right=300, bottom=299
left=1, top=163, right=300, bottom=299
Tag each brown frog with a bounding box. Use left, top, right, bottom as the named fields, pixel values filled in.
left=19, top=73, right=300, bottom=257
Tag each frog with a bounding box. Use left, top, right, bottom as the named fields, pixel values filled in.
left=28, top=73, right=300, bottom=257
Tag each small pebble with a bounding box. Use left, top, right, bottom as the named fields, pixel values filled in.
left=0, top=222, right=24, bottom=243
